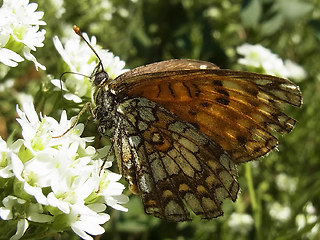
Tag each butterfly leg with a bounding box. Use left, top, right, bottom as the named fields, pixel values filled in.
left=52, top=102, right=93, bottom=138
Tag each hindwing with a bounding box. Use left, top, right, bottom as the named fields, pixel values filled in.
left=112, top=97, right=239, bottom=221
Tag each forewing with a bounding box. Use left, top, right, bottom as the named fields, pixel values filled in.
left=113, top=97, right=239, bottom=221
left=113, top=63, right=302, bottom=163
left=115, top=59, right=219, bottom=82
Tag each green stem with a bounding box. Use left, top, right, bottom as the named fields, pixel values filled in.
left=245, top=163, right=261, bottom=239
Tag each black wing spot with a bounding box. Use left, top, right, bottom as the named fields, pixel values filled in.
left=218, top=89, right=229, bottom=97
left=168, top=83, right=175, bottom=98
left=182, top=82, right=192, bottom=98
left=246, top=87, right=259, bottom=96
left=156, top=84, right=161, bottom=98
left=236, top=135, right=247, bottom=146
left=192, top=83, right=201, bottom=97
left=215, top=98, right=230, bottom=105
left=213, top=80, right=223, bottom=86
left=190, top=122, right=200, bottom=130
left=200, top=102, right=212, bottom=107
left=188, top=109, right=198, bottom=116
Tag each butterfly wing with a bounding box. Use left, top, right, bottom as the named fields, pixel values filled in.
left=116, top=59, right=220, bottom=78
left=113, top=97, right=239, bottom=221
left=113, top=60, right=302, bottom=163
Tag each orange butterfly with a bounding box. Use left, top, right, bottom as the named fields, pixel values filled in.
left=74, top=27, right=302, bottom=221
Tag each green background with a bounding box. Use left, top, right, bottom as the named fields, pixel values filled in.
left=0, top=0, right=319, bottom=239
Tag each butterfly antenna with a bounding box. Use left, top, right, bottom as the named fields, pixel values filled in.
left=73, top=25, right=104, bottom=70
left=60, top=71, right=89, bottom=80
left=58, top=71, right=89, bottom=95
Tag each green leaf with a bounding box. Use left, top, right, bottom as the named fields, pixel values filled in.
left=260, top=14, right=284, bottom=36
left=310, top=20, right=320, bottom=42
left=277, top=0, right=313, bottom=21
left=241, top=0, right=262, bottom=27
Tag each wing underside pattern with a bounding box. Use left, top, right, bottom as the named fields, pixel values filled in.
left=95, top=59, right=302, bottom=221
left=114, top=63, right=302, bottom=163
left=113, top=97, right=239, bottom=221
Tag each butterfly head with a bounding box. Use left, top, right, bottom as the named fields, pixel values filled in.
left=91, top=62, right=109, bottom=87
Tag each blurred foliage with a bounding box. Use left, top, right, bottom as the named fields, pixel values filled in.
left=1, top=0, right=320, bottom=239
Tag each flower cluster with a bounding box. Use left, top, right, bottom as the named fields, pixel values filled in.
left=228, top=212, right=254, bottom=234
left=275, top=173, right=297, bottom=194
left=0, top=0, right=46, bottom=71
left=268, top=202, right=291, bottom=222
left=52, top=32, right=127, bottom=103
left=296, top=202, right=319, bottom=239
left=237, top=43, right=306, bottom=81
left=0, top=95, right=128, bottom=240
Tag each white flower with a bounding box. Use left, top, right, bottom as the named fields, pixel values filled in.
left=237, top=43, right=306, bottom=80
left=69, top=203, right=110, bottom=240
left=49, top=0, right=65, bottom=18
left=23, top=46, right=46, bottom=70
left=0, top=95, right=128, bottom=239
left=284, top=59, right=307, bottom=81
left=0, top=0, right=46, bottom=70
left=98, top=171, right=129, bottom=212
left=275, top=173, right=297, bottom=194
left=1, top=0, right=46, bottom=26
left=0, top=195, right=52, bottom=240
left=50, top=79, right=83, bottom=103
left=0, top=78, right=14, bottom=92
left=0, top=48, right=24, bottom=67
left=296, top=202, right=319, bottom=239
left=0, top=137, right=24, bottom=178
left=228, top=212, right=254, bottom=234
left=269, top=202, right=291, bottom=222
left=0, top=195, right=27, bottom=220
left=12, top=26, right=46, bottom=51
left=237, top=43, right=275, bottom=69
left=52, top=32, right=127, bottom=102
left=10, top=219, right=28, bottom=240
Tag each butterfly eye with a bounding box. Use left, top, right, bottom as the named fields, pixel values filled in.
left=93, top=70, right=109, bottom=87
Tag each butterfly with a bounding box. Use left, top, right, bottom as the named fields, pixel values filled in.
left=74, top=27, right=302, bottom=221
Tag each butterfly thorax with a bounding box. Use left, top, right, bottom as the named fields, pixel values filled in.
left=94, top=83, right=119, bottom=136
left=91, top=68, right=118, bottom=135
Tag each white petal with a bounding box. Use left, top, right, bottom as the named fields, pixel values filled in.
left=26, top=2, right=38, bottom=13
left=11, top=153, right=24, bottom=181
left=23, top=47, right=46, bottom=70
left=64, top=93, right=83, bottom=103
left=70, top=224, right=93, bottom=240
left=10, top=219, right=29, bottom=240
left=23, top=183, right=48, bottom=205
left=53, top=35, right=75, bottom=71
left=51, top=79, right=68, bottom=91
left=0, top=48, right=24, bottom=67
left=73, top=219, right=105, bottom=235
left=47, top=192, right=70, bottom=214
left=0, top=207, right=12, bottom=220
left=0, top=165, right=13, bottom=178
left=10, top=139, right=24, bottom=152
left=17, top=94, right=39, bottom=124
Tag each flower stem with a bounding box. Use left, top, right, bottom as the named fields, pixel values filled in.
left=245, top=163, right=261, bottom=239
